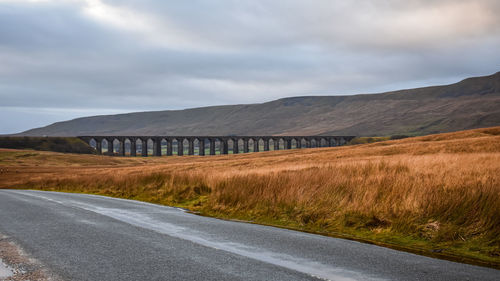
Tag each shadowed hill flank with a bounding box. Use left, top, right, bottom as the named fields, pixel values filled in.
left=1, top=126, right=500, bottom=268
left=0, top=137, right=94, bottom=154
left=19, top=72, right=500, bottom=137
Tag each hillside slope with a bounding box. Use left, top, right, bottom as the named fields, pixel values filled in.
left=19, top=72, right=500, bottom=137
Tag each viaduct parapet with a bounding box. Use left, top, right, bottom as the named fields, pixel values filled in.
left=78, top=135, right=355, bottom=156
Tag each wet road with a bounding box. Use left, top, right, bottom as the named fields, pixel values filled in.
left=0, top=190, right=498, bottom=281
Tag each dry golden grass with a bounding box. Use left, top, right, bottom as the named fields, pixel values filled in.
left=1, top=127, right=499, bottom=267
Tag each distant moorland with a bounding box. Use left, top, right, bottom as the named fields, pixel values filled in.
left=2, top=126, right=499, bottom=268
left=17, top=71, right=500, bottom=137
left=0, top=137, right=94, bottom=154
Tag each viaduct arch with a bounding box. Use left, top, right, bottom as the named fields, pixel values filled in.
left=79, top=135, right=355, bottom=157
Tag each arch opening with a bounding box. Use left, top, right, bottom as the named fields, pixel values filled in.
left=329, top=138, right=337, bottom=147
left=248, top=139, right=255, bottom=152
left=160, top=139, right=167, bottom=156
left=182, top=139, right=189, bottom=155
left=300, top=138, right=307, bottom=148
left=237, top=139, right=244, bottom=153
left=172, top=139, right=179, bottom=155
left=89, top=138, right=97, bottom=149
left=320, top=138, right=328, bottom=147
left=227, top=139, right=234, bottom=154
left=135, top=139, right=144, bottom=156
left=311, top=139, right=317, bottom=148
left=278, top=138, right=285, bottom=150
left=123, top=139, right=131, bottom=156
left=214, top=138, right=222, bottom=154
left=193, top=139, right=200, bottom=155
left=258, top=139, right=264, bottom=152
left=101, top=139, right=109, bottom=154
left=112, top=139, right=120, bottom=155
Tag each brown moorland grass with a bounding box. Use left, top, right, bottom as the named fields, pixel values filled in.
left=1, top=127, right=499, bottom=267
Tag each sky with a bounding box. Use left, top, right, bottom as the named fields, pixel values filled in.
left=1, top=0, right=500, bottom=134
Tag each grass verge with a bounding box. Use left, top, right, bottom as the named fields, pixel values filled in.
left=1, top=127, right=499, bottom=269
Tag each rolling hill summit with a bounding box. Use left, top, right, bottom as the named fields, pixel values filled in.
left=18, top=71, right=500, bottom=137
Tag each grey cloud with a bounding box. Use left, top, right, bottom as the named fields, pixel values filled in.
left=102, top=0, right=500, bottom=51
left=0, top=0, right=499, bottom=133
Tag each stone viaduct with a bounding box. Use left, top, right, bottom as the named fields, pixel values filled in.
left=78, top=135, right=355, bottom=157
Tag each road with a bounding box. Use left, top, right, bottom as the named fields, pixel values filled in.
left=0, top=190, right=498, bottom=281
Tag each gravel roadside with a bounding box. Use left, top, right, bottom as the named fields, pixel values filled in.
left=0, top=234, right=62, bottom=281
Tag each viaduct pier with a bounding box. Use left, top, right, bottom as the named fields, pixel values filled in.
left=79, top=135, right=355, bottom=157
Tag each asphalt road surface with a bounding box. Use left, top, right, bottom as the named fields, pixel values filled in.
left=0, top=190, right=498, bottom=281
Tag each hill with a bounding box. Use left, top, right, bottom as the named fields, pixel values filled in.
left=0, top=137, right=94, bottom=154
left=19, top=72, right=500, bottom=137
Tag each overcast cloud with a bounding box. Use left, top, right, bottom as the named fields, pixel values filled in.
left=1, top=0, right=499, bottom=133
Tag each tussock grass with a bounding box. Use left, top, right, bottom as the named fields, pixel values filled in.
left=1, top=127, right=500, bottom=267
